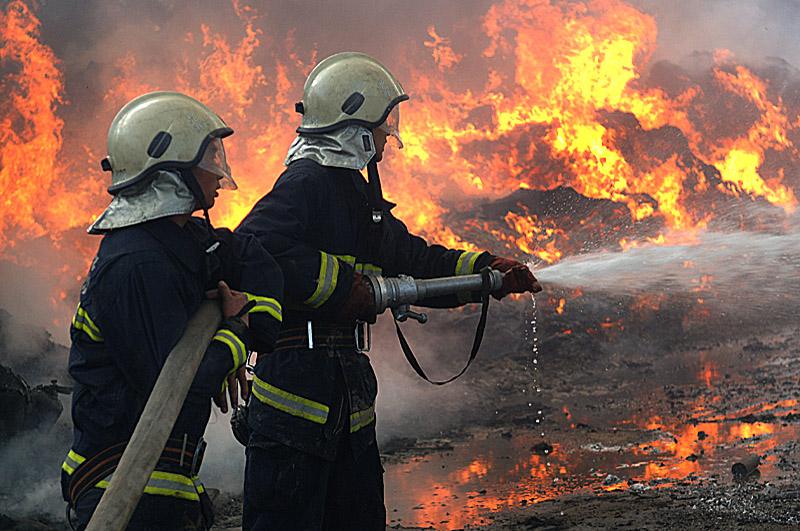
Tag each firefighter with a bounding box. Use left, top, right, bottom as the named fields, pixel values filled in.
left=60, top=92, right=283, bottom=530
left=236, top=52, right=541, bottom=530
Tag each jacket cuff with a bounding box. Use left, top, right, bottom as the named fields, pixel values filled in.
left=213, top=317, right=250, bottom=371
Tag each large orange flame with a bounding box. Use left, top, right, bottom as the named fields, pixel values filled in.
left=2, top=0, right=799, bottom=273
left=0, top=0, right=99, bottom=260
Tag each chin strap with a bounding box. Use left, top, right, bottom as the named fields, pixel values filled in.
left=366, top=158, right=384, bottom=224
left=179, top=168, right=219, bottom=252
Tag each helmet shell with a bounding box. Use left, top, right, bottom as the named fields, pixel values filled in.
left=104, top=91, right=232, bottom=193
left=298, top=52, right=408, bottom=133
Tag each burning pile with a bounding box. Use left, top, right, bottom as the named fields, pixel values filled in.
left=1, top=0, right=799, bottom=325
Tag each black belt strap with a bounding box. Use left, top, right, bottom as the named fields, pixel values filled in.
left=67, top=436, right=204, bottom=507
left=394, top=267, right=492, bottom=385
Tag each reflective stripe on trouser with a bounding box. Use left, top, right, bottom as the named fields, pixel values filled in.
left=349, top=405, right=375, bottom=433
left=72, top=305, right=103, bottom=342
left=455, top=251, right=481, bottom=276
left=62, top=449, right=85, bottom=475
left=305, top=251, right=339, bottom=308
left=251, top=375, right=329, bottom=424
left=62, top=451, right=202, bottom=502
left=243, top=292, right=283, bottom=322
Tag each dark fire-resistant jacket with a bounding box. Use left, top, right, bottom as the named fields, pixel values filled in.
left=237, top=159, right=493, bottom=459
left=61, top=217, right=283, bottom=502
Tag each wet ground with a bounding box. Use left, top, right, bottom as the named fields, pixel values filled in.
left=378, top=295, right=800, bottom=530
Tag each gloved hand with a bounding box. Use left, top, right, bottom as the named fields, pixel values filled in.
left=339, top=272, right=377, bottom=323
left=490, top=257, right=543, bottom=300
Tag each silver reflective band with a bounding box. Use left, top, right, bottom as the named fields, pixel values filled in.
left=350, top=405, right=376, bottom=433
left=304, top=252, right=340, bottom=308
left=455, top=251, right=481, bottom=276
left=252, top=376, right=329, bottom=424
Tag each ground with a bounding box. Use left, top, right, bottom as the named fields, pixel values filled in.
left=200, top=290, right=800, bottom=530
left=3, top=291, right=799, bottom=530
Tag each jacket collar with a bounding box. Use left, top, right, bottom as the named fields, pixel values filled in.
left=140, top=217, right=207, bottom=273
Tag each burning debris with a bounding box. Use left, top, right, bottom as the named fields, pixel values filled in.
left=0, top=307, right=71, bottom=440
left=0, top=364, right=66, bottom=440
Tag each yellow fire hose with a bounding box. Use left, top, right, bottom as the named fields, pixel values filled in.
left=85, top=301, right=221, bottom=531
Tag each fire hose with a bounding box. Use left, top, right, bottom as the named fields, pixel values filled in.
left=86, top=269, right=501, bottom=530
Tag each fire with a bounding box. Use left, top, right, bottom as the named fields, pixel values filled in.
left=3, top=0, right=800, bottom=319
left=0, top=0, right=97, bottom=260
left=502, top=209, right=566, bottom=263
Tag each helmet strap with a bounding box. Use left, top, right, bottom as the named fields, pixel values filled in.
left=178, top=168, right=219, bottom=252
left=366, top=158, right=384, bottom=224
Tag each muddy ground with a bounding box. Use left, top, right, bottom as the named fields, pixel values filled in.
left=205, top=288, right=800, bottom=530
left=371, top=294, right=800, bottom=530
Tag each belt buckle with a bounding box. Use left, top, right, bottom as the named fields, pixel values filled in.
left=355, top=321, right=371, bottom=353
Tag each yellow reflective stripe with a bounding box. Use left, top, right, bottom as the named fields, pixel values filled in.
left=350, top=405, right=376, bottom=433
left=455, top=251, right=481, bottom=276
left=305, top=252, right=339, bottom=308
left=144, top=471, right=200, bottom=501
left=94, top=471, right=199, bottom=501
left=243, top=292, right=283, bottom=322
left=251, top=375, right=329, bottom=424
left=72, top=305, right=103, bottom=342
left=213, top=329, right=246, bottom=370
left=333, top=254, right=383, bottom=275
left=62, top=450, right=200, bottom=501
left=61, top=449, right=86, bottom=474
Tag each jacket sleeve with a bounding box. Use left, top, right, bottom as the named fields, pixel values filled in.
left=236, top=171, right=354, bottom=314
left=97, top=257, right=248, bottom=400
left=384, top=215, right=496, bottom=308
left=215, top=229, right=284, bottom=353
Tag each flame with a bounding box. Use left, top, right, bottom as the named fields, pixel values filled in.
left=3, top=0, right=800, bottom=316
left=0, top=0, right=98, bottom=259
left=707, top=64, right=797, bottom=210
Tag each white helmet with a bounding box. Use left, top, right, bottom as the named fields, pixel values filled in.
left=296, top=52, right=408, bottom=134
left=88, top=92, right=234, bottom=234
left=102, top=91, right=234, bottom=193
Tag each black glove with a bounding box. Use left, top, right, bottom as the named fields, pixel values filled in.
left=230, top=403, right=251, bottom=447
left=490, top=257, right=543, bottom=300
left=338, top=272, right=377, bottom=323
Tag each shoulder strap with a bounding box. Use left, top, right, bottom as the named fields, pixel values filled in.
left=393, top=268, right=492, bottom=385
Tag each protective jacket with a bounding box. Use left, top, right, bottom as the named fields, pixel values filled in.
left=61, top=217, right=283, bottom=506
left=236, top=159, right=493, bottom=459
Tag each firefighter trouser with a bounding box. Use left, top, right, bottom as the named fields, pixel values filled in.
left=243, top=434, right=385, bottom=531
left=69, top=488, right=204, bottom=531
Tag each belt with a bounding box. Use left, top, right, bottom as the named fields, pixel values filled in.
left=65, top=435, right=206, bottom=506
left=275, top=321, right=371, bottom=352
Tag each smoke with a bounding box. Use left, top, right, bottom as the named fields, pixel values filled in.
left=632, top=0, right=800, bottom=67
left=0, top=399, right=72, bottom=519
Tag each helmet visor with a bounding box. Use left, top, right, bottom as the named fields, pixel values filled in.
left=197, top=137, right=237, bottom=190
left=379, top=105, right=403, bottom=149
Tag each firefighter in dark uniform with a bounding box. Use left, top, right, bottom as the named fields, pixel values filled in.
left=60, top=92, right=283, bottom=530
left=237, top=52, right=541, bottom=530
